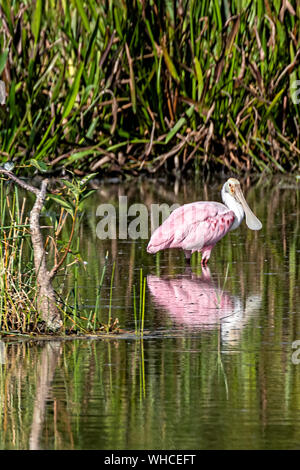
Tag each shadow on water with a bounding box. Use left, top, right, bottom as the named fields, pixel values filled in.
left=0, top=175, right=300, bottom=449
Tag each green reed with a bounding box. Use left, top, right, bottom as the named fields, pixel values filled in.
left=0, top=185, right=121, bottom=336
left=0, top=0, right=299, bottom=176
left=133, top=268, right=146, bottom=336
left=0, top=183, right=39, bottom=333
left=107, top=261, right=116, bottom=333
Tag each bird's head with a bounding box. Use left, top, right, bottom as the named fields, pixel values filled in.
left=222, top=178, right=262, bottom=230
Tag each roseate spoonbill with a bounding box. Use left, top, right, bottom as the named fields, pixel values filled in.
left=147, top=178, right=262, bottom=265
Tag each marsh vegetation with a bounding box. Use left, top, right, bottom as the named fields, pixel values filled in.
left=0, top=0, right=300, bottom=451
left=0, top=0, right=299, bottom=176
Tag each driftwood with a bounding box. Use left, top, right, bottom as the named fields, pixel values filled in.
left=0, top=168, right=62, bottom=331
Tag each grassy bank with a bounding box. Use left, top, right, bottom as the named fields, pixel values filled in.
left=0, top=0, right=299, bottom=176
left=0, top=179, right=126, bottom=336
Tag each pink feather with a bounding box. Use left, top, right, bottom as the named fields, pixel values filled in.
left=147, top=201, right=235, bottom=260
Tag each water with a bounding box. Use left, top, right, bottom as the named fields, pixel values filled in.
left=0, top=176, right=300, bottom=450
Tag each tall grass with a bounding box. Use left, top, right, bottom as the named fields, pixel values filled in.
left=0, top=0, right=299, bottom=175
left=133, top=268, right=146, bottom=336
left=0, top=181, right=39, bottom=332
left=0, top=182, right=121, bottom=335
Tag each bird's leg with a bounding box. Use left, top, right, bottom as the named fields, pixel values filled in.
left=201, top=246, right=213, bottom=267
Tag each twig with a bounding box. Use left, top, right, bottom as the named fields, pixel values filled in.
left=274, top=48, right=300, bottom=89
left=0, top=167, right=40, bottom=195
left=49, top=207, right=77, bottom=280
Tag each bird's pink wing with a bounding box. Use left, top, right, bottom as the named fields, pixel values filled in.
left=147, top=202, right=235, bottom=253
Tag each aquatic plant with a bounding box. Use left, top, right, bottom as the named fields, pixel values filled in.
left=133, top=268, right=146, bottom=336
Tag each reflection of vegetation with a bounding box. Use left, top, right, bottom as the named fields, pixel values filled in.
left=214, top=263, right=230, bottom=309
left=1, top=329, right=300, bottom=450
left=0, top=2, right=299, bottom=174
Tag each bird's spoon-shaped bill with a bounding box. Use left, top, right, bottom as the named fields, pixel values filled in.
left=234, top=185, right=262, bottom=230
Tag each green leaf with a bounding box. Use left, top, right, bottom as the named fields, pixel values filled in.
left=51, top=66, right=65, bottom=103
left=64, top=148, right=100, bottom=166
left=264, top=88, right=285, bottom=121
left=85, top=15, right=100, bottom=64
left=47, top=195, right=74, bottom=214
left=36, top=117, right=56, bottom=152
left=79, top=173, right=98, bottom=187
left=114, top=7, right=123, bottom=38
left=213, top=0, right=222, bottom=31
left=194, top=57, right=203, bottom=100
left=125, top=43, right=136, bottom=114
left=62, top=62, right=84, bottom=120
left=29, top=159, right=48, bottom=173
left=33, top=53, right=59, bottom=92
left=78, top=190, right=96, bottom=210
left=165, top=106, right=194, bottom=144
left=62, top=180, right=78, bottom=191
left=74, top=0, right=91, bottom=33
left=161, top=45, right=180, bottom=83
left=31, top=0, right=42, bottom=45
left=0, top=49, right=9, bottom=75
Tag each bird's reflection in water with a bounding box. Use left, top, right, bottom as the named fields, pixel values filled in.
left=147, top=267, right=261, bottom=345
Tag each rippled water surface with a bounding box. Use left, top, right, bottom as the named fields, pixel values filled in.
left=0, top=176, right=300, bottom=449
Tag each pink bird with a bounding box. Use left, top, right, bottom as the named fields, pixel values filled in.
left=147, top=178, right=262, bottom=266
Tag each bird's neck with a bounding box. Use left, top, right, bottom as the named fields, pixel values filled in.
left=221, top=187, right=244, bottom=230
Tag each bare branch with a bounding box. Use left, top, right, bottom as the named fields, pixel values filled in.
left=0, top=167, right=40, bottom=195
